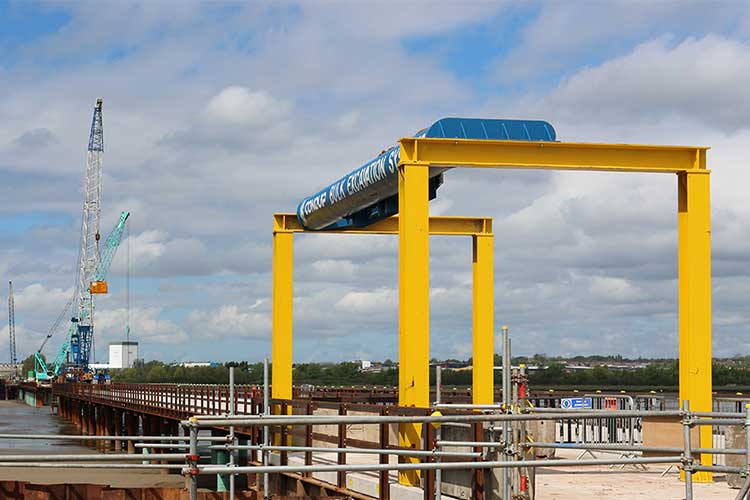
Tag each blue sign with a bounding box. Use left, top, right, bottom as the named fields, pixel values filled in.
left=296, top=117, right=557, bottom=230
left=297, top=145, right=402, bottom=230
left=561, top=397, right=593, bottom=410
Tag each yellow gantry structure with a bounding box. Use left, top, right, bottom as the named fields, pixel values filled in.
left=272, top=136, right=713, bottom=484
left=272, top=213, right=494, bottom=484
left=271, top=212, right=494, bottom=405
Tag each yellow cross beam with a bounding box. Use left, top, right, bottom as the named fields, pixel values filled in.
left=399, top=137, right=708, bottom=173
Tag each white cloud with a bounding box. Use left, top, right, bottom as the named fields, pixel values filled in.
left=333, top=111, right=360, bottom=133
left=492, top=2, right=748, bottom=85
left=14, top=128, right=58, bottom=148
left=0, top=323, right=47, bottom=363
left=544, top=36, right=750, bottom=132
left=96, top=307, right=187, bottom=345
left=187, top=304, right=270, bottom=339
left=115, top=231, right=220, bottom=277
left=314, top=3, right=502, bottom=41
left=715, top=313, right=750, bottom=327
left=310, top=259, right=358, bottom=282
left=588, top=276, right=643, bottom=303
left=335, top=287, right=396, bottom=314
left=14, top=283, right=75, bottom=315
left=126, top=230, right=166, bottom=268
left=205, top=86, right=292, bottom=127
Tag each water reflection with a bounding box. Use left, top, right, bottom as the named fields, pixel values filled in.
left=0, top=401, right=90, bottom=452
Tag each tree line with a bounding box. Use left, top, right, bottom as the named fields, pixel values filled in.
left=101, top=359, right=750, bottom=390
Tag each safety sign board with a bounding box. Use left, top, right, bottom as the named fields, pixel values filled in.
left=560, top=397, right=593, bottom=410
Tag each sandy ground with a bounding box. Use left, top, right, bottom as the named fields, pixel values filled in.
left=534, top=450, right=730, bottom=499
left=0, top=453, right=736, bottom=497
left=286, top=449, right=733, bottom=499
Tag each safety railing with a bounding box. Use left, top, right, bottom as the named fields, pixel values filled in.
left=182, top=404, right=750, bottom=500
left=53, top=381, right=265, bottom=417
left=5, top=363, right=748, bottom=500
left=2, top=406, right=746, bottom=499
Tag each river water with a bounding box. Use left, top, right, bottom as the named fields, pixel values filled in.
left=0, top=400, right=185, bottom=487
left=0, top=400, right=91, bottom=452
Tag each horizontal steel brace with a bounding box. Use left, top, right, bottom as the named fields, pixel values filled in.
left=191, top=455, right=683, bottom=475
left=274, top=213, right=492, bottom=236
left=399, top=137, right=708, bottom=173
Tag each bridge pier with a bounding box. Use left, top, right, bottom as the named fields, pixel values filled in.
left=166, top=421, right=179, bottom=453
left=57, top=396, right=66, bottom=419
left=211, top=429, right=230, bottom=492
left=140, top=415, right=154, bottom=463
left=82, top=403, right=90, bottom=435
left=74, top=400, right=82, bottom=432
left=18, top=383, right=51, bottom=407
left=166, top=419, right=180, bottom=474
left=95, top=406, right=104, bottom=451
left=83, top=403, right=89, bottom=436
left=89, top=404, right=96, bottom=440
left=68, top=398, right=77, bottom=430
left=80, top=403, right=86, bottom=434
left=158, top=417, right=168, bottom=473
left=94, top=407, right=102, bottom=449
left=113, top=408, right=122, bottom=452
left=142, top=415, right=155, bottom=455
left=237, top=436, right=249, bottom=490
left=104, top=407, right=115, bottom=452
left=125, top=412, right=138, bottom=453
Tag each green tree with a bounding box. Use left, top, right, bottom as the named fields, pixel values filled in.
left=22, top=354, right=41, bottom=376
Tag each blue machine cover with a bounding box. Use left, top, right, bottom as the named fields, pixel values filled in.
left=296, top=118, right=556, bottom=230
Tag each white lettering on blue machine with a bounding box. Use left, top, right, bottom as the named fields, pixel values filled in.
left=296, top=118, right=556, bottom=230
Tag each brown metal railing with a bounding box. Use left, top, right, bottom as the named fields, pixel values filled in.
left=53, top=383, right=265, bottom=418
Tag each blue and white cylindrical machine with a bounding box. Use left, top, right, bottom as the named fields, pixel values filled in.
left=296, top=117, right=556, bottom=230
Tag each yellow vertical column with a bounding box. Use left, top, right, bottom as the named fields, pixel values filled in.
left=272, top=227, right=294, bottom=402
left=472, top=233, right=494, bottom=405
left=398, top=161, right=430, bottom=486
left=678, top=170, right=713, bottom=482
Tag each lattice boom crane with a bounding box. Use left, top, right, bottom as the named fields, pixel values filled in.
left=34, top=99, right=131, bottom=382
left=35, top=211, right=129, bottom=382
left=69, top=98, right=104, bottom=372
left=7, top=281, right=17, bottom=380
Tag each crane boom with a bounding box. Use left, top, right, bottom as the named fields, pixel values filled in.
left=8, top=281, right=17, bottom=379
left=37, top=291, right=75, bottom=354
left=90, top=211, right=130, bottom=294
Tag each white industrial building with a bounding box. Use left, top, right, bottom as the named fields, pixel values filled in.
left=108, top=341, right=139, bottom=369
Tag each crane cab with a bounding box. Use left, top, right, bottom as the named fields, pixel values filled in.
left=90, top=281, right=108, bottom=294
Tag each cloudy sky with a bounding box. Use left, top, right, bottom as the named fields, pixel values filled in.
left=1, top=1, right=750, bottom=364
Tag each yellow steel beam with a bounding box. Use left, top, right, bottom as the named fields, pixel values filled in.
left=472, top=234, right=494, bottom=405
left=397, top=162, right=430, bottom=486
left=399, top=137, right=708, bottom=173
left=678, top=171, right=713, bottom=482
left=271, top=230, right=294, bottom=402
left=273, top=212, right=492, bottom=236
